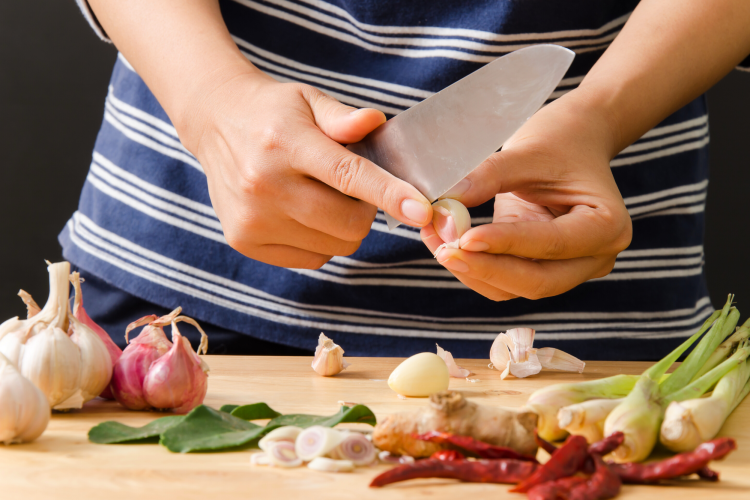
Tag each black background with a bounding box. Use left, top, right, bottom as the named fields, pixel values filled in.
left=1, top=2, right=748, bottom=326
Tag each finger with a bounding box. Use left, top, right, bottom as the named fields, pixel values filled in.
left=239, top=244, right=332, bottom=270
left=304, top=87, right=386, bottom=144
left=283, top=178, right=378, bottom=242
left=434, top=247, right=612, bottom=300
left=295, top=128, right=433, bottom=227
left=421, top=224, right=518, bottom=301
left=492, top=193, right=556, bottom=223
left=458, top=205, right=629, bottom=260
left=449, top=147, right=533, bottom=207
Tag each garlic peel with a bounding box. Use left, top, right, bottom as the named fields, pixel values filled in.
left=536, top=347, right=586, bottom=373
left=490, top=328, right=583, bottom=379
left=312, top=333, right=348, bottom=377
left=435, top=344, right=471, bottom=378
left=18, top=290, right=41, bottom=319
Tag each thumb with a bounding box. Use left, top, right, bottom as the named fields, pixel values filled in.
left=452, top=147, right=531, bottom=207
left=306, top=89, right=386, bottom=144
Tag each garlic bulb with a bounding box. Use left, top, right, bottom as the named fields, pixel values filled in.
left=70, top=272, right=121, bottom=400
left=0, top=353, right=50, bottom=444
left=432, top=198, right=471, bottom=252
left=490, top=328, right=585, bottom=379
left=435, top=344, right=470, bottom=378
left=111, top=310, right=210, bottom=414
left=312, top=333, right=349, bottom=376
left=21, top=324, right=83, bottom=409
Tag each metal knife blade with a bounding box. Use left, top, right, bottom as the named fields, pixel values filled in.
left=347, top=44, right=574, bottom=229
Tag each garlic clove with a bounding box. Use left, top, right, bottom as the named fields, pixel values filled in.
left=141, top=320, right=208, bottom=414
left=435, top=344, right=471, bottom=378
left=312, top=333, right=349, bottom=377
left=0, top=352, right=50, bottom=444
left=431, top=199, right=471, bottom=251
left=0, top=331, right=27, bottom=368
left=0, top=317, right=24, bottom=342
left=20, top=325, right=82, bottom=409
left=388, top=353, right=450, bottom=397
left=17, top=290, right=41, bottom=319
left=536, top=347, right=586, bottom=373
left=69, top=311, right=113, bottom=403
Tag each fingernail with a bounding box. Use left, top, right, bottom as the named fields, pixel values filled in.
left=441, top=178, right=472, bottom=199
left=461, top=240, right=489, bottom=252
left=436, top=249, right=469, bottom=273
left=401, top=199, right=430, bottom=225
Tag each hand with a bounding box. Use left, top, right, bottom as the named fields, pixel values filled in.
left=421, top=90, right=632, bottom=301
left=182, top=73, right=433, bottom=269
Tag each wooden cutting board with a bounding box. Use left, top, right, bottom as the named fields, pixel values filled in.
left=1, top=356, right=748, bottom=499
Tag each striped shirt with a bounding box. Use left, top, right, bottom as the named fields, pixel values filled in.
left=67, top=0, right=750, bottom=360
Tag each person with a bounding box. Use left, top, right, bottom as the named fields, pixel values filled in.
left=65, top=0, right=750, bottom=359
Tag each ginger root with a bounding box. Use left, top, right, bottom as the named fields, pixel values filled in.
left=372, top=390, right=538, bottom=458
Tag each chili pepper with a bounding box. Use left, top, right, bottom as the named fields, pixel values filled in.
left=430, top=450, right=465, bottom=461
left=369, top=458, right=538, bottom=488
left=589, top=432, right=624, bottom=456
left=567, top=455, right=621, bottom=500
left=512, top=435, right=589, bottom=493
left=607, top=437, right=736, bottom=483
left=415, top=431, right=539, bottom=462
left=535, top=429, right=558, bottom=456
left=527, top=476, right=586, bottom=500
left=696, top=466, right=719, bottom=482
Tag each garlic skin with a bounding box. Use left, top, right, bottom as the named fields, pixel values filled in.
left=142, top=320, right=209, bottom=414
left=17, top=290, right=41, bottom=318
left=0, top=353, right=50, bottom=444
left=20, top=324, right=83, bottom=409
left=312, top=333, right=350, bottom=377
left=435, top=344, right=471, bottom=378
left=431, top=198, right=471, bottom=252
left=388, top=353, right=450, bottom=397
left=490, top=328, right=585, bottom=379
left=68, top=313, right=113, bottom=403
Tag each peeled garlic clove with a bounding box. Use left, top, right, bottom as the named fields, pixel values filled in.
left=312, top=333, right=349, bottom=377
left=68, top=313, right=113, bottom=402
left=435, top=344, right=470, bottom=378
left=20, top=325, right=82, bottom=409
left=432, top=199, right=471, bottom=249
left=0, top=353, right=50, bottom=444
left=388, top=352, right=450, bottom=397
left=536, top=347, right=586, bottom=373
left=307, top=457, right=355, bottom=472
left=259, top=426, right=304, bottom=452
left=142, top=320, right=209, bottom=414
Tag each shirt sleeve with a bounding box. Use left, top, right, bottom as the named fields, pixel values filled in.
left=75, top=0, right=111, bottom=43
left=738, top=54, right=750, bottom=73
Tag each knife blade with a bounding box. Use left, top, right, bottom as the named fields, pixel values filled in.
left=347, top=44, right=574, bottom=229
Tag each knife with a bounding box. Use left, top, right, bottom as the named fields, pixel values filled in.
left=347, top=44, right=575, bottom=229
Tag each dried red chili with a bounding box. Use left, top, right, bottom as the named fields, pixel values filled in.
left=527, top=476, right=586, bottom=500
left=589, top=432, right=625, bottom=456
left=512, top=435, right=589, bottom=493
left=415, top=431, right=539, bottom=462
left=369, top=458, right=538, bottom=488
left=431, top=450, right=465, bottom=461
left=567, top=455, right=621, bottom=500
left=696, top=466, right=719, bottom=482
left=534, top=430, right=558, bottom=456
left=607, top=437, right=736, bottom=484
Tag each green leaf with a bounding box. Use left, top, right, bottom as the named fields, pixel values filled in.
left=159, top=405, right=268, bottom=453
left=229, top=402, right=282, bottom=420
left=267, top=405, right=377, bottom=429
left=219, top=404, right=240, bottom=414
left=88, top=415, right=185, bottom=444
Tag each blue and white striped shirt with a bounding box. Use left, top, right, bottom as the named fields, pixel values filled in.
left=66, top=0, right=750, bottom=359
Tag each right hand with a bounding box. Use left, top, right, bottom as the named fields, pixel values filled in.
left=180, top=73, right=433, bottom=269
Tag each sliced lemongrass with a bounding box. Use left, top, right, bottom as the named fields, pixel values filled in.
left=258, top=426, right=303, bottom=452
left=331, top=433, right=376, bottom=466
left=266, top=441, right=302, bottom=468
left=295, top=426, right=347, bottom=461
left=378, top=451, right=415, bottom=465
left=250, top=452, right=271, bottom=466
left=307, top=457, right=355, bottom=472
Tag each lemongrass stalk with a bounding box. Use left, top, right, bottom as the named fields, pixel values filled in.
left=690, top=319, right=750, bottom=383
left=659, top=300, right=736, bottom=395
left=603, top=305, right=728, bottom=463
left=660, top=358, right=750, bottom=452
left=558, top=398, right=624, bottom=444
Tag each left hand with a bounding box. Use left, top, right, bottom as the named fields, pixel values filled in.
left=421, top=89, right=632, bottom=301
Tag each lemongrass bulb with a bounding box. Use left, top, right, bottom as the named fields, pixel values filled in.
left=0, top=353, right=50, bottom=444
left=557, top=398, right=624, bottom=444
left=69, top=314, right=113, bottom=402
left=20, top=324, right=83, bottom=409
left=432, top=199, right=471, bottom=247
left=603, top=380, right=662, bottom=463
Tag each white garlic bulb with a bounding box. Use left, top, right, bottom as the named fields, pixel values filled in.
left=21, top=325, right=83, bottom=409
left=0, top=353, right=50, bottom=444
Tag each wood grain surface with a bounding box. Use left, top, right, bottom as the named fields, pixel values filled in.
left=1, top=356, right=748, bottom=499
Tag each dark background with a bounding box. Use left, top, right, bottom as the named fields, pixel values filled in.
left=1, top=2, right=748, bottom=325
